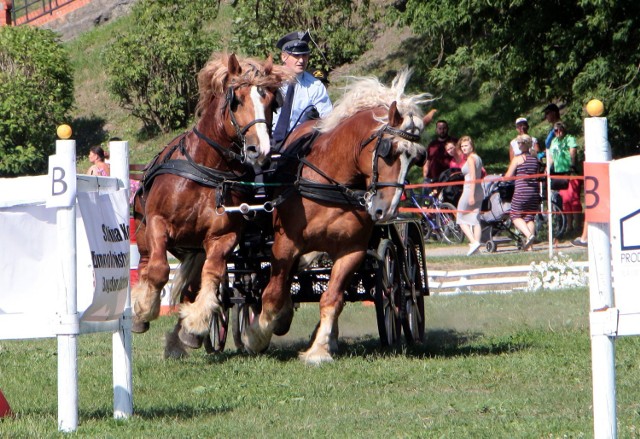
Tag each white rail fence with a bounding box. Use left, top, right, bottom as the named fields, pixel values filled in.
left=428, top=261, right=589, bottom=295
left=150, top=261, right=589, bottom=300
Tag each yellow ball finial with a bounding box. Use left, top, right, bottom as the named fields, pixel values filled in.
left=586, top=99, right=604, bottom=117
left=57, top=124, right=72, bottom=139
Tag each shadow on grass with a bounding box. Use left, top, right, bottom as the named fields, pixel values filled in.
left=70, top=404, right=232, bottom=422
left=194, top=328, right=531, bottom=364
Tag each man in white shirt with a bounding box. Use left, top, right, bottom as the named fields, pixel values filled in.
left=509, top=117, right=540, bottom=160
left=272, top=30, right=333, bottom=146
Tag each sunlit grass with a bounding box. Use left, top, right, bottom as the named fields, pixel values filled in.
left=2, top=288, right=640, bottom=437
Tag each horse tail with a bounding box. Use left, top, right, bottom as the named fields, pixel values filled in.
left=170, top=251, right=206, bottom=305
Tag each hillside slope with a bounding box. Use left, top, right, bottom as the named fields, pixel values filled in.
left=59, top=2, right=420, bottom=169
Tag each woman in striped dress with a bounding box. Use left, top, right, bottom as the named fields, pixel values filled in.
left=505, top=134, right=540, bottom=251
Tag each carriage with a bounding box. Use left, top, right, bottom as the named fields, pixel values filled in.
left=131, top=52, right=434, bottom=363
left=201, top=215, right=429, bottom=353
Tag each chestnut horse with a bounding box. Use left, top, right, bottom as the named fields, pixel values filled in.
left=243, top=69, right=434, bottom=364
left=132, top=53, right=292, bottom=343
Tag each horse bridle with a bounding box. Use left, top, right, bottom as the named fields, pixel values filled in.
left=360, top=124, right=421, bottom=203
left=194, top=85, right=271, bottom=164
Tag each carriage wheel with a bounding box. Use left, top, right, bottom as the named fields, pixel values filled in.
left=232, top=288, right=261, bottom=350
left=374, top=239, right=403, bottom=347
left=401, top=238, right=425, bottom=344
left=203, top=307, right=230, bottom=354
left=485, top=240, right=497, bottom=253
left=438, top=202, right=465, bottom=244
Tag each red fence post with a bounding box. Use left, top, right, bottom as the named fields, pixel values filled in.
left=1, top=1, right=13, bottom=26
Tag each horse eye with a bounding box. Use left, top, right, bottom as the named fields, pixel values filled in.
left=257, top=86, right=266, bottom=98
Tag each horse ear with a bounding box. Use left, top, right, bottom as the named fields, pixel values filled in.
left=388, top=101, right=403, bottom=127
left=423, top=108, right=437, bottom=126
left=263, top=55, right=273, bottom=75
left=228, top=53, right=242, bottom=76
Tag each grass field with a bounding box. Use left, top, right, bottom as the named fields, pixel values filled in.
left=2, top=286, right=640, bottom=437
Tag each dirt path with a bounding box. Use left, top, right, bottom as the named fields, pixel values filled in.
left=424, top=239, right=587, bottom=257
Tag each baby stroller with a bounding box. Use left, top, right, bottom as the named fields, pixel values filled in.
left=438, top=168, right=464, bottom=205
left=479, top=177, right=523, bottom=252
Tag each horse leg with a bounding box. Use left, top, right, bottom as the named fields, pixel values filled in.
left=179, top=233, right=238, bottom=337
left=130, top=196, right=152, bottom=333
left=299, top=250, right=366, bottom=365
left=131, top=217, right=170, bottom=330
left=242, top=237, right=299, bottom=354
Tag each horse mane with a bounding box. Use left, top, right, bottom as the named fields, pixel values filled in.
left=195, top=52, right=294, bottom=118
left=317, top=68, right=433, bottom=133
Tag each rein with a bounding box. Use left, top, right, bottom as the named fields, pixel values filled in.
left=295, top=124, right=419, bottom=207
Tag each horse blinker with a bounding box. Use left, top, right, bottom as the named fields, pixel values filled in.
left=378, top=137, right=393, bottom=159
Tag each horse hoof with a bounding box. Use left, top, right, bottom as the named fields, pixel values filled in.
left=178, top=326, right=203, bottom=349
left=164, top=331, right=189, bottom=359
left=299, top=348, right=334, bottom=365
left=131, top=319, right=150, bottom=334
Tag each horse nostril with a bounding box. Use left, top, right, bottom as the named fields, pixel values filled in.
left=245, top=145, right=259, bottom=159
left=375, top=209, right=384, bottom=220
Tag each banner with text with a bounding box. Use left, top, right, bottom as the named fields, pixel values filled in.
left=77, top=190, right=130, bottom=321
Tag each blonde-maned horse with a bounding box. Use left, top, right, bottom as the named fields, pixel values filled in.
left=242, top=69, right=435, bottom=364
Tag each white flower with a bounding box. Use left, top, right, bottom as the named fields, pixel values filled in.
left=526, top=252, right=587, bottom=291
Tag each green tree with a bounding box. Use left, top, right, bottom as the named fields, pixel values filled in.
left=0, top=26, right=74, bottom=176
left=102, top=0, right=221, bottom=134
left=395, top=0, right=640, bottom=157
left=230, top=0, right=377, bottom=72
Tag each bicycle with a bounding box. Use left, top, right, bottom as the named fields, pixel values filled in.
left=534, top=183, right=567, bottom=242
left=407, top=189, right=464, bottom=244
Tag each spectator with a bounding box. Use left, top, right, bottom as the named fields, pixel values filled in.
left=543, top=103, right=561, bottom=149
left=447, top=139, right=487, bottom=177
left=423, top=119, right=458, bottom=181
left=87, top=145, right=110, bottom=176
left=548, top=121, right=583, bottom=237
left=455, top=136, right=484, bottom=256
left=446, top=139, right=465, bottom=169
left=509, top=117, right=540, bottom=161
left=504, top=134, right=540, bottom=251
left=571, top=224, right=588, bottom=247
left=272, top=30, right=333, bottom=146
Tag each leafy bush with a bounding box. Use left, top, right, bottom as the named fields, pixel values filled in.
left=102, top=0, right=221, bottom=134
left=0, top=26, right=74, bottom=176
left=230, top=0, right=377, bottom=72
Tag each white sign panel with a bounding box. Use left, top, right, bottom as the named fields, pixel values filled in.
left=610, top=155, right=640, bottom=314
left=0, top=204, right=61, bottom=316
left=77, top=190, right=130, bottom=321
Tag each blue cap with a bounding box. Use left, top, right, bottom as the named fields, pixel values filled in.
left=276, top=31, right=311, bottom=55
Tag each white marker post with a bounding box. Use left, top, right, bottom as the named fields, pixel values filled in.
left=584, top=112, right=614, bottom=438
left=48, top=139, right=80, bottom=431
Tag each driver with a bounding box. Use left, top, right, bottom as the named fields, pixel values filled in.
left=272, top=30, right=333, bottom=146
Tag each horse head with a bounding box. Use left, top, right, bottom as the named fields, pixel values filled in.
left=196, top=53, right=293, bottom=166
left=358, top=101, right=429, bottom=221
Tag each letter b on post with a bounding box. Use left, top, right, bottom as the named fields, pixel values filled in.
left=47, top=141, right=77, bottom=208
